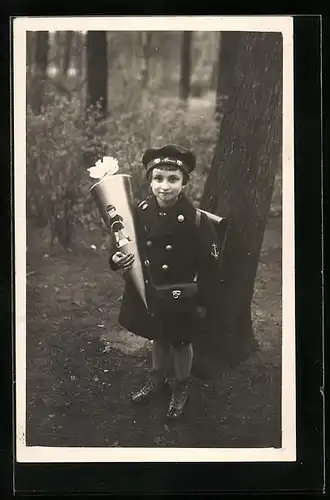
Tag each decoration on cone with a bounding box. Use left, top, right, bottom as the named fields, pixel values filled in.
left=106, top=204, right=131, bottom=248
left=87, top=156, right=119, bottom=178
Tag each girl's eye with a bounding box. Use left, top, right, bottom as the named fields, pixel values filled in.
left=169, top=176, right=179, bottom=183
left=154, top=176, right=163, bottom=182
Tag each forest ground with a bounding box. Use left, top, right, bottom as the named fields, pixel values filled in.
left=25, top=212, right=282, bottom=449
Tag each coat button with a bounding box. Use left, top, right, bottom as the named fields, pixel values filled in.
left=177, top=214, right=184, bottom=222
left=146, top=240, right=152, bottom=247
left=144, top=260, right=150, bottom=267
left=162, top=264, right=169, bottom=271
left=165, top=244, right=172, bottom=251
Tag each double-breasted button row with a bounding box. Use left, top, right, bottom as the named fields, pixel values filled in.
left=162, top=264, right=169, bottom=271
left=146, top=240, right=172, bottom=251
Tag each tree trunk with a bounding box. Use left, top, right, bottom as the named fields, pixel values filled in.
left=31, top=31, right=49, bottom=114
left=86, top=31, right=108, bottom=116
left=196, top=32, right=282, bottom=372
left=72, top=32, right=84, bottom=79
left=141, top=32, right=152, bottom=89
left=63, top=31, right=74, bottom=75
left=179, top=31, right=192, bottom=107
left=26, top=32, right=36, bottom=75
left=215, top=32, right=241, bottom=118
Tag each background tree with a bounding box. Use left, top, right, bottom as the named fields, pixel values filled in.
left=195, top=32, right=283, bottom=372
left=31, top=31, right=49, bottom=114
left=140, top=32, right=152, bottom=89
left=62, top=31, right=74, bottom=76
left=179, top=31, right=192, bottom=106
left=215, top=32, right=241, bottom=119
left=26, top=31, right=36, bottom=76
left=86, top=31, right=108, bottom=116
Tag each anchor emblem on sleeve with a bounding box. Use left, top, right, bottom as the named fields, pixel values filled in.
left=211, top=243, right=220, bottom=259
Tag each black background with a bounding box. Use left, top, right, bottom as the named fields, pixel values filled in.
left=1, top=10, right=325, bottom=496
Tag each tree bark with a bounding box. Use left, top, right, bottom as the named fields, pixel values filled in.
left=141, top=32, right=152, bottom=89
left=179, top=31, right=192, bottom=106
left=86, top=31, right=108, bottom=116
left=63, top=31, right=74, bottom=76
left=196, top=32, right=283, bottom=371
left=215, top=32, right=241, bottom=117
left=26, top=32, right=36, bottom=75
left=31, top=31, right=49, bottom=114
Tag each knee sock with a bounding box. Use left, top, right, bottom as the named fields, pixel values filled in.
left=172, top=343, right=193, bottom=382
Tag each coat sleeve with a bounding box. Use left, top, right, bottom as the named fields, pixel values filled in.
left=196, top=213, right=224, bottom=315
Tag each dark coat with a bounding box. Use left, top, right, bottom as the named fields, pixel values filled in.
left=109, top=193, right=222, bottom=344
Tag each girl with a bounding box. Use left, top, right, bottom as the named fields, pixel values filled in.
left=109, top=144, right=221, bottom=419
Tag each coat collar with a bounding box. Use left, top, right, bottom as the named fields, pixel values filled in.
left=138, top=193, right=196, bottom=238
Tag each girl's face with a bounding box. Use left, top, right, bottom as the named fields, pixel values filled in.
left=150, top=167, right=184, bottom=207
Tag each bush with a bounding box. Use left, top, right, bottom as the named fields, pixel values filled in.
left=26, top=92, right=109, bottom=248
left=26, top=87, right=217, bottom=249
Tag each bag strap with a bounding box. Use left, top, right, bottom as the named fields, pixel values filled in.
left=193, top=210, right=202, bottom=283
left=195, top=209, right=201, bottom=228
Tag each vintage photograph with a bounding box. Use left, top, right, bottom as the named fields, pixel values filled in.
left=14, top=16, right=295, bottom=462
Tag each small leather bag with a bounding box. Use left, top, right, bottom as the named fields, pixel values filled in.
left=152, top=282, right=198, bottom=314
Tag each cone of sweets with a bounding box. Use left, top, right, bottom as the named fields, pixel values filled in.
left=88, top=157, right=148, bottom=310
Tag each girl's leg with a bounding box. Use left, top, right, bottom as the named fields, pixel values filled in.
left=167, top=342, right=193, bottom=419
left=172, top=342, right=193, bottom=381
left=152, top=339, right=170, bottom=373
left=131, top=339, right=170, bottom=403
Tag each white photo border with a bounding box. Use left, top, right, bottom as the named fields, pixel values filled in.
left=14, top=15, right=295, bottom=463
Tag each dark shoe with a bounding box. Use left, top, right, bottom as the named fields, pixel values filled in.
left=166, top=379, right=190, bottom=419
left=131, top=374, right=169, bottom=404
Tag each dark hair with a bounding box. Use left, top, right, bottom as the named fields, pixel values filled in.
left=147, top=164, right=189, bottom=185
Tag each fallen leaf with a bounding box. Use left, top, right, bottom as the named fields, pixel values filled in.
left=73, top=300, right=85, bottom=307
left=153, top=436, right=163, bottom=445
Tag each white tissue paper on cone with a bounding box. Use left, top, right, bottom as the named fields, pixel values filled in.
left=87, top=156, right=119, bottom=179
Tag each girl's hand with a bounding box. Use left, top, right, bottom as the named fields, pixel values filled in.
left=112, top=251, right=135, bottom=270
